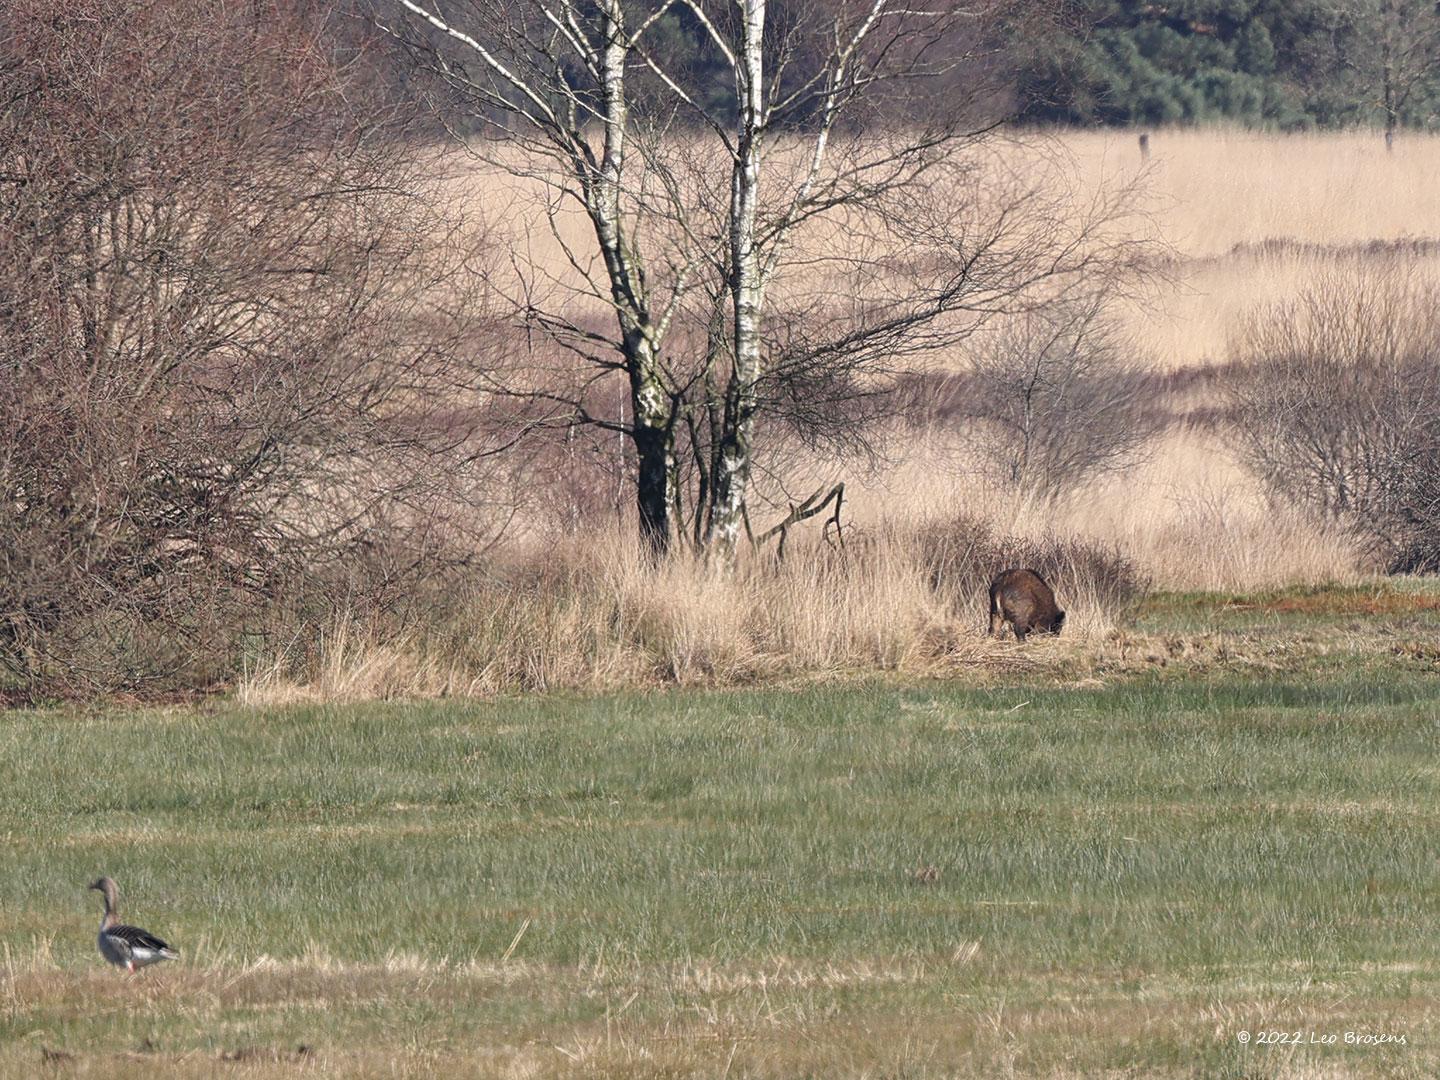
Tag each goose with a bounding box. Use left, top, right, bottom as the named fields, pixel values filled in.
left=89, top=877, right=179, bottom=972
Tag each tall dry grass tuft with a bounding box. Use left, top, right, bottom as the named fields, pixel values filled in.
left=834, top=428, right=1370, bottom=595
left=1062, top=434, right=1372, bottom=591
left=239, top=521, right=1141, bottom=703
left=907, top=513, right=1147, bottom=635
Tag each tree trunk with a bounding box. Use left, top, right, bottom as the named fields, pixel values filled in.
left=707, top=0, right=767, bottom=567
left=631, top=348, right=675, bottom=558
left=1383, top=40, right=1396, bottom=152
left=707, top=378, right=754, bottom=562
left=589, top=0, right=675, bottom=555
left=633, top=414, right=674, bottom=558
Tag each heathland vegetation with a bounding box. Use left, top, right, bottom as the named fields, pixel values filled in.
left=7, top=0, right=1440, bottom=700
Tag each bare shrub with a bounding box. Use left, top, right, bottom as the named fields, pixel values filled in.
left=959, top=298, right=1162, bottom=498
left=1387, top=458, right=1440, bottom=573
left=0, top=0, right=502, bottom=694
left=1228, top=265, right=1440, bottom=571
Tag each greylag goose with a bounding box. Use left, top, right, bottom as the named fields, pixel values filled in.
left=88, top=877, right=179, bottom=972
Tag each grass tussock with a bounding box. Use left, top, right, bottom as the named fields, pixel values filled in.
left=908, top=513, right=1147, bottom=628
left=239, top=516, right=1144, bottom=703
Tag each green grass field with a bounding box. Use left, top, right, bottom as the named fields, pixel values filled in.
left=4, top=587, right=1440, bottom=1077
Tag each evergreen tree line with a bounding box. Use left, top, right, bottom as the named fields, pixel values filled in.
left=365, top=0, right=1440, bottom=132
left=1023, top=0, right=1440, bottom=131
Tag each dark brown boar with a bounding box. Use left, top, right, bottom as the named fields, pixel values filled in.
left=987, top=568, right=1065, bottom=641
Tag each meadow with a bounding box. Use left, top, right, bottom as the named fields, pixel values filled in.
left=6, top=587, right=1440, bottom=1077
left=846, top=127, right=1440, bottom=591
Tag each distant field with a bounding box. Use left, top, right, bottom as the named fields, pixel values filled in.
left=5, top=585, right=1440, bottom=1077
left=838, top=129, right=1440, bottom=592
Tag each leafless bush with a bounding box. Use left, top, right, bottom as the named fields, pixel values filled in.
left=0, top=0, right=505, bottom=694
left=1227, top=266, right=1440, bottom=571
left=959, top=298, right=1162, bottom=498
left=1386, top=448, right=1440, bottom=573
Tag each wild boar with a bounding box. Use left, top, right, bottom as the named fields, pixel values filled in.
left=988, top=568, right=1065, bottom=641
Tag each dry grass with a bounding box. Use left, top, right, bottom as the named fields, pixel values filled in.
left=242, top=541, right=952, bottom=703
left=837, top=128, right=1440, bottom=591
left=240, top=518, right=1142, bottom=703
left=1058, top=127, right=1440, bottom=369
left=833, top=426, right=1367, bottom=593
left=5, top=957, right=1437, bottom=1077
left=1067, top=127, right=1440, bottom=258
left=1125, top=241, right=1440, bottom=370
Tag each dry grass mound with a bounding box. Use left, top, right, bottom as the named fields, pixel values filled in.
left=241, top=521, right=1146, bottom=703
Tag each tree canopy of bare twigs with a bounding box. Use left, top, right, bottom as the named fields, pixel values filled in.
left=959, top=297, right=1162, bottom=498
left=0, top=0, right=508, bottom=692
left=378, top=0, right=1153, bottom=563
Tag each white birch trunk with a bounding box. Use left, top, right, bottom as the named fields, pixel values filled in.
left=706, top=0, right=767, bottom=566
left=588, top=0, right=675, bottom=553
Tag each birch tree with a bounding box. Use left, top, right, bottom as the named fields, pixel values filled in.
left=382, top=0, right=1146, bottom=562
left=381, top=0, right=701, bottom=556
